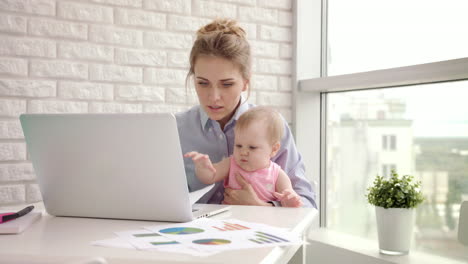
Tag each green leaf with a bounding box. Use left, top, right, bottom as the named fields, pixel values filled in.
left=365, top=170, right=425, bottom=208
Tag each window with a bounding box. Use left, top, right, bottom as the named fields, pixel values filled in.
left=327, top=0, right=468, bottom=76
left=295, top=73, right=468, bottom=264
left=295, top=1, right=468, bottom=261
left=303, top=1, right=468, bottom=261
left=382, top=135, right=396, bottom=151
left=324, top=81, right=468, bottom=262
left=301, top=73, right=468, bottom=262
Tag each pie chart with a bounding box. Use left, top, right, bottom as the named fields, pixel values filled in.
left=159, top=227, right=204, bottom=235
left=192, top=238, right=231, bottom=245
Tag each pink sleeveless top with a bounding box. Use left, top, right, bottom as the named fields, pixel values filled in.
left=224, top=157, right=280, bottom=202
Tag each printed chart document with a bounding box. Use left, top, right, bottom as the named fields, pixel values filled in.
left=92, top=218, right=302, bottom=256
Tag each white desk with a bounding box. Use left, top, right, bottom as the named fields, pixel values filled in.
left=0, top=204, right=317, bottom=264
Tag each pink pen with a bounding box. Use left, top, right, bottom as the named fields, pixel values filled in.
left=0, top=205, right=34, bottom=224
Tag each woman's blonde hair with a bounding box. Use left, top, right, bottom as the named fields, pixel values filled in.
left=235, top=106, right=284, bottom=145
left=187, top=18, right=252, bottom=92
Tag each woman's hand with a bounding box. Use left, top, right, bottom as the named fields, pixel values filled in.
left=273, top=189, right=303, bottom=208
left=223, top=173, right=267, bottom=206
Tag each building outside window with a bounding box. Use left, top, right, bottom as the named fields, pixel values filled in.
left=382, top=164, right=397, bottom=177
left=324, top=80, right=468, bottom=263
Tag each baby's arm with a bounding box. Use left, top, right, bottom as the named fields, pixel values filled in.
left=274, top=169, right=303, bottom=208
left=184, top=152, right=230, bottom=184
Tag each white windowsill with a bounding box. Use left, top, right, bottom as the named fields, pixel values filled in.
left=307, top=228, right=466, bottom=264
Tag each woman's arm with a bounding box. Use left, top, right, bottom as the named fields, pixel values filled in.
left=273, top=121, right=318, bottom=208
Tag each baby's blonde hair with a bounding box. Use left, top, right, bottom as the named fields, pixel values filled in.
left=235, top=106, right=284, bottom=145
left=186, top=18, right=252, bottom=94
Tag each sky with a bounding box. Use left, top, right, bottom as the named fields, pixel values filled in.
left=327, top=0, right=468, bottom=137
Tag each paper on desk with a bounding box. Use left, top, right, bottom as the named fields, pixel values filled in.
left=141, top=218, right=302, bottom=253
left=93, top=218, right=303, bottom=256
left=189, top=184, right=214, bottom=205
left=91, top=237, right=134, bottom=249
left=115, top=229, right=179, bottom=248
left=144, top=245, right=217, bottom=257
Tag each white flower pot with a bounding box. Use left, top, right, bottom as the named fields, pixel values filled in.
left=375, top=206, right=414, bottom=255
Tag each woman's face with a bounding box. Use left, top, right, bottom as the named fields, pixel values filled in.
left=193, top=55, right=248, bottom=128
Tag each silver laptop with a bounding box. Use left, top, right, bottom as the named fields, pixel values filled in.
left=20, top=113, right=229, bottom=222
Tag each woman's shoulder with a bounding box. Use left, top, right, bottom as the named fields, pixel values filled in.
left=175, top=105, right=200, bottom=123
left=174, top=105, right=202, bottom=135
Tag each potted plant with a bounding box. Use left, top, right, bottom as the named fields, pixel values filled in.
left=366, top=170, right=424, bottom=255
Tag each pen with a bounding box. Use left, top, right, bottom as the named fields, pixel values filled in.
left=0, top=205, right=34, bottom=224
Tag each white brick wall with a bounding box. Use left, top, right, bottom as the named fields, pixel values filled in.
left=0, top=13, right=27, bottom=34
left=58, top=81, right=113, bottom=100
left=59, top=42, right=114, bottom=62
left=0, top=0, right=294, bottom=206
left=58, top=2, right=114, bottom=23
left=28, top=18, right=88, bottom=40
left=0, top=121, right=24, bottom=139
left=0, top=37, right=56, bottom=58
left=90, top=25, right=143, bottom=47
left=0, top=143, right=27, bottom=161
left=0, top=164, right=35, bottom=181
left=115, top=9, right=166, bottom=29
left=0, top=0, right=55, bottom=16
left=31, top=60, right=89, bottom=79
left=0, top=58, right=28, bottom=76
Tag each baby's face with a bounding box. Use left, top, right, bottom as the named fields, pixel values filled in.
left=233, top=122, right=276, bottom=172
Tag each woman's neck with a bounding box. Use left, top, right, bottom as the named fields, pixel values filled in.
left=217, top=99, right=242, bottom=130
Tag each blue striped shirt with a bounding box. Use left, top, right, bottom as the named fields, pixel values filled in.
left=175, top=102, right=317, bottom=208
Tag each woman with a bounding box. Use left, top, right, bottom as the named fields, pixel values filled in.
left=176, top=18, right=317, bottom=208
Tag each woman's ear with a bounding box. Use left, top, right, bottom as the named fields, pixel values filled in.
left=270, top=141, right=281, bottom=157
left=242, top=79, right=249, bottom=92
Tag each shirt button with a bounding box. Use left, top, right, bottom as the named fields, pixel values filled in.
left=217, top=192, right=222, bottom=197
left=219, top=134, right=223, bottom=139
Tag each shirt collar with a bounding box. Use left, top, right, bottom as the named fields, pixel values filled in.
left=199, top=96, right=249, bottom=130
left=199, top=106, right=210, bottom=129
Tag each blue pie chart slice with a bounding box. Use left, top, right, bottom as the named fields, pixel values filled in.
left=159, top=227, right=204, bottom=235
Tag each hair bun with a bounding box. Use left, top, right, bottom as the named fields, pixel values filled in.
left=197, top=18, right=246, bottom=39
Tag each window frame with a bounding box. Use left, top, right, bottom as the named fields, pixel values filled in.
left=293, top=0, right=328, bottom=227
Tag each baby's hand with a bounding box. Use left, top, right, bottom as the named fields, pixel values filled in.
left=273, top=189, right=303, bottom=208
left=184, top=151, right=216, bottom=174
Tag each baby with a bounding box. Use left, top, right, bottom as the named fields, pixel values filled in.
left=185, top=106, right=303, bottom=207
